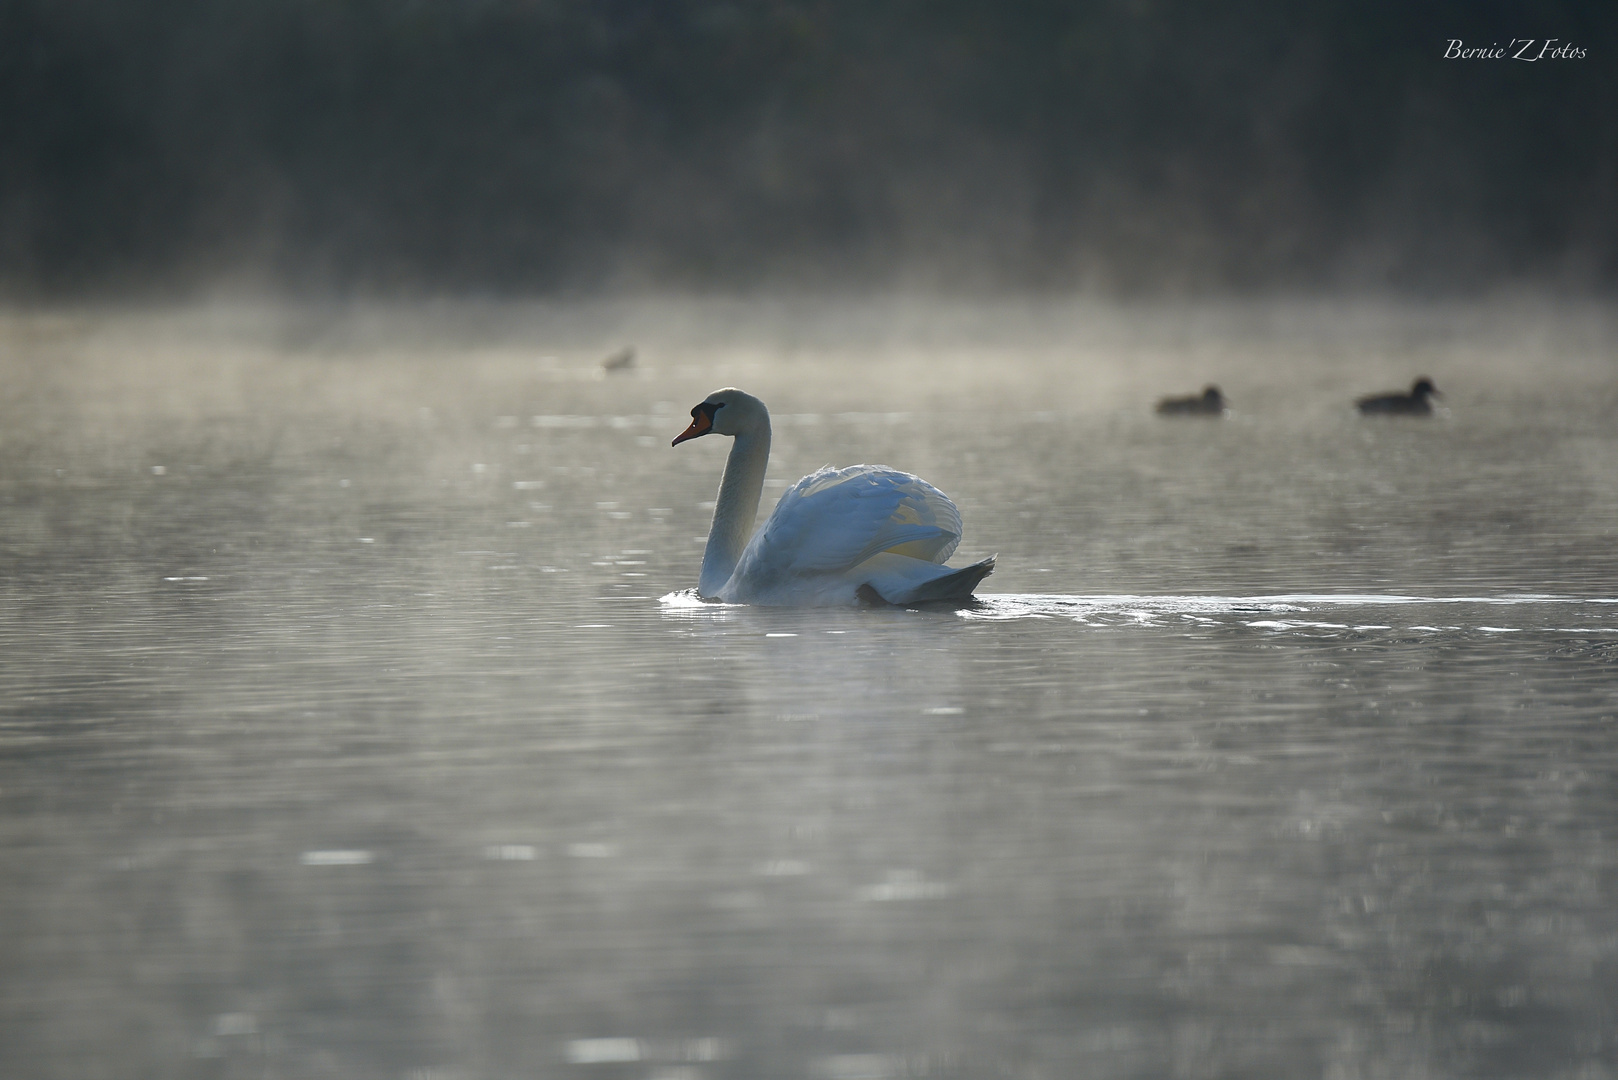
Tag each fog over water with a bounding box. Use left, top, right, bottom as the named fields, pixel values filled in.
left=1, top=299, right=1616, bottom=1078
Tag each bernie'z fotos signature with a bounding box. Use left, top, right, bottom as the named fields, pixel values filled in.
left=1445, top=39, right=1586, bottom=60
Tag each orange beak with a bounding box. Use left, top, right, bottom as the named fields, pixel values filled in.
left=672, top=404, right=715, bottom=446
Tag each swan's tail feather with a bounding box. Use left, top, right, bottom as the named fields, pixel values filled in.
left=908, top=554, right=995, bottom=602
left=877, top=555, right=995, bottom=606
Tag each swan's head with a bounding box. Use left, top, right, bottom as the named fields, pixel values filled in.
left=672, top=388, right=768, bottom=446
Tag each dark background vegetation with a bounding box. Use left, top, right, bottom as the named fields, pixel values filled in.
left=1, top=0, right=1614, bottom=297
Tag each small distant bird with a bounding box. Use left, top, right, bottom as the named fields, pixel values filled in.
left=1356, top=377, right=1441, bottom=416
left=601, top=346, right=636, bottom=374
left=1155, top=385, right=1227, bottom=416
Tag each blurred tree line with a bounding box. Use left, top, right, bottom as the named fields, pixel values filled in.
left=0, top=0, right=1613, bottom=296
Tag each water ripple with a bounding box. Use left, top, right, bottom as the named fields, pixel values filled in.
left=963, top=592, right=1618, bottom=632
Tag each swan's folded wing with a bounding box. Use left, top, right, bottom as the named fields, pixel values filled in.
left=754, top=465, right=962, bottom=573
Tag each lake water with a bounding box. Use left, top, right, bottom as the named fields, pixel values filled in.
left=1, top=298, right=1615, bottom=1080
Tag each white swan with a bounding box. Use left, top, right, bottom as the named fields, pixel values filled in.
left=672, top=388, right=995, bottom=606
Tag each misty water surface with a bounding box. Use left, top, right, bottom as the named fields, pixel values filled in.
left=1, top=300, right=1615, bottom=1080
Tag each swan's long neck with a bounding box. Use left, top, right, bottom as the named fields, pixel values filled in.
left=699, top=422, right=770, bottom=597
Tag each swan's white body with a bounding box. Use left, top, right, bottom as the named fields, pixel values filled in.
left=674, top=389, right=994, bottom=607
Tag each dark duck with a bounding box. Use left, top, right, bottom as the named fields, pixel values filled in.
left=1356, top=377, right=1441, bottom=416
left=1156, top=385, right=1227, bottom=416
